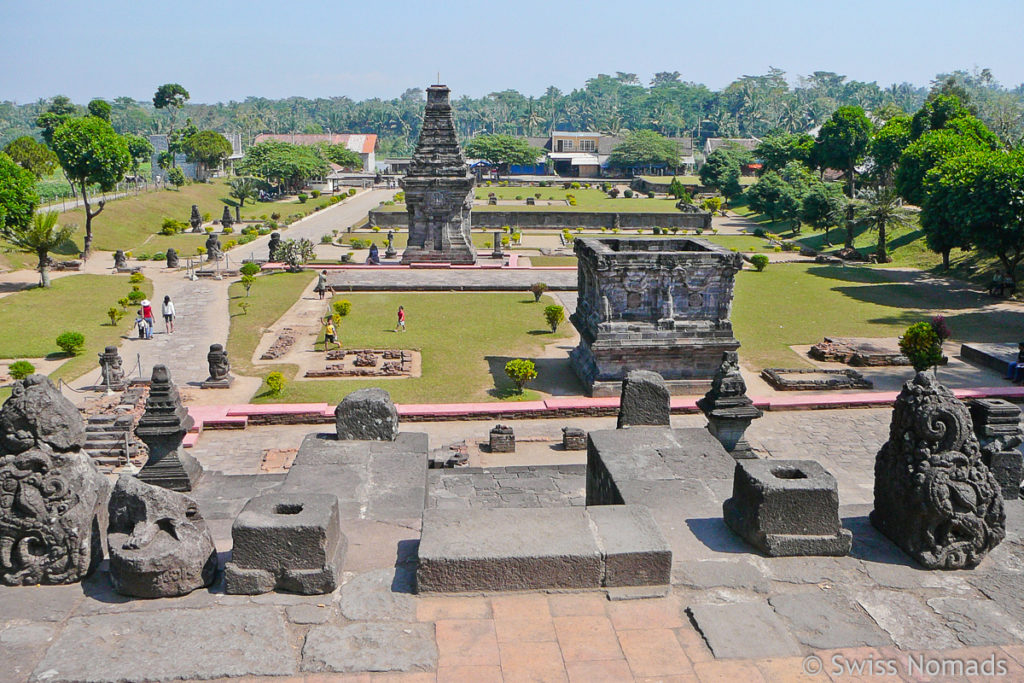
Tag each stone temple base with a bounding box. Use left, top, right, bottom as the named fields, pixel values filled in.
left=201, top=376, right=234, bottom=389
left=399, top=246, right=477, bottom=265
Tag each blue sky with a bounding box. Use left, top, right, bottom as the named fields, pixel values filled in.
left=2, top=0, right=1023, bottom=103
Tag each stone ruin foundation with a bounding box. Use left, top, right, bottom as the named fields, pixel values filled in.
left=760, top=367, right=873, bottom=391
left=488, top=424, right=515, bottom=453
left=809, top=336, right=911, bottom=366
left=569, top=237, right=743, bottom=396
left=304, top=349, right=414, bottom=378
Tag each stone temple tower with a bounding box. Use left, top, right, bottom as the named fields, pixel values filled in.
left=400, top=85, right=477, bottom=265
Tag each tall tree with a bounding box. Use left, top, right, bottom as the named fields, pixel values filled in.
left=815, top=105, right=873, bottom=197
left=153, top=83, right=190, bottom=129
left=180, top=130, right=232, bottom=180
left=229, top=176, right=260, bottom=207
left=747, top=169, right=805, bottom=227
left=853, top=186, right=914, bottom=262
left=800, top=182, right=847, bottom=245
left=699, top=146, right=748, bottom=204
left=34, top=95, right=78, bottom=146
left=87, top=98, right=111, bottom=121
left=870, top=115, right=912, bottom=187
left=123, top=134, right=154, bottom=175
left=2, top=211, right=77, bottom=288
left=3, top=136, right=58, bottom=178
left=608, top=129, right=680, bottom=170
left=754, top=132, right=815, bottom=175
left=0, top=152, right=39, bottom=235
left=894, top=127, right=991, bottom=205
left=50, top=116, right=131, bottom=256
left=463, top=134, right=544, bottom=177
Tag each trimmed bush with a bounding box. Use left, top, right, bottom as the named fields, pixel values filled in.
left=265, top=371, right=286, bottom=396
left=55, top=331, right=85, bottom=356
left=129, top=272, right=145, bottom=284
left=332, top=300, right=352, bottom=318
left=751, top=254, right=770, bottom=272
left=504, top=359, right=537, bottom=393
left=239, top=261, right=261, bottom=276
left=8, top=360, right=35, bottom=380
left=900, top=322, right=944, bottom=372
left=530, top=282, right=548, bottom=302
left=298, top=193, right=308, bottom=203
left=107, top=307, right=125, bottom=325
left=544, top=304, right=565, bottom=332
left=623, top=189, right=634, bottom=198
left=320, top=234, right=334, bottom=244
left=127, top=289, right=146, bottom=304
left=311, top=190, right=321, bottom=198
left=348, top=188, right=356, bottom=196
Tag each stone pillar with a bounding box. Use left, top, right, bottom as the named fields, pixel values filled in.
left=562, top=427, right=586, bottom=450
left=697, top=351, right=762, bottom=458
left=617, top=370, right=670, bottom=428
left=969, top=398, right=1024, bottom=500
left=491, top=231, right=503, bottom=259
left=136, top=365, right=203, bottom=492
left=489, top=424, right=515, bottom=452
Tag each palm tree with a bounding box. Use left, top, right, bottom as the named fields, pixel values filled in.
left=854, top=187, right=915, bottom=263
left=3, top=211, right=77, bottom=288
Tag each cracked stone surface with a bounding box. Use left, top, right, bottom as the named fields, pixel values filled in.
left=338, top=568, right=416, bottom=622
left=769, top=590, right=891, bottom=649
left=301, top=622, right=436, bottom=673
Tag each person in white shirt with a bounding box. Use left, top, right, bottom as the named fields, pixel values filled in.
left=162, top=295, right=176, bottom=334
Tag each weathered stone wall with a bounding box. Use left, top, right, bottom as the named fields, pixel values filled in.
left=369, top=209, right=711, bottom=231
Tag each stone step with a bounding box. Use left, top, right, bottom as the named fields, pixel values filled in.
left=85, top=433, right=129, bottom=444
left=86, top=416, right=117, bottom=426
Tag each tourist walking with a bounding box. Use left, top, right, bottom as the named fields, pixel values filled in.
left=315, top=270, right=328, bottom=300
left=394, top=305, right=406, bottom=332
left=140, top=299, right=155, bottom=339
left=324, top=316, right=341, bottom=353
left=162, top=295, right=176, bottom=333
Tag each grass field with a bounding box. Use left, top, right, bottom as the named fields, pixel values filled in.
left=0, top=274, right=153, bottom=390
left=228, top=283, right=576, bottom=403
left=732, top=262, right=1023, bottom=369
left=379, top=188, right=689, bottom=214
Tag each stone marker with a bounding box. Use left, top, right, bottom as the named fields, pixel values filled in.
left=221, top=205, right=233, bottom=229
left=205, top=233, right=222, bottom=262
left=201, top=343, right=234, bottom=389
left=384, top=229, right=397, bottom=259
left=0, top=375, right=109, bottom=585
left=166, top=247, right=179, bottom=268
left=114, top=249, right=127, bottom=269
left=225, top=493, right=346, bottom=595
left=526, top=196, right=536, bottom=205
left=698, top=351, right=762, bottom=457
left=136, top=365, right=203, bottom=491
left=562, top=426, right=586, bottom=450
left=399, top=84, right=477, bottom=265
left=723, top=459, right=852, bottom=556
left=189, top=204, right=202, bottom=231
left=98, top=345, right=127, bottom=391
left=969, top=398, right=1023, bottom=499
left=616, top=370, right=671, bottom=428
left=489, top=424, right=515, bottom=452
left=107, top=474, right=217, bottom=598
left=872, top=372, right=1005, bottom=569
left=487, top=196, right=498, bottom=205
left=335, top=388, right=398, bottom=441
left=491, top=230, right=503, bottom=258
left=268, top=231, right=281, bottom=261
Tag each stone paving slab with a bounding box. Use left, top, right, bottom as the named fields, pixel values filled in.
left=769, top=590, right=891, bottom=649
left=301, top=622, right=437, bottom=673
left=30, top=605, right=296, bottom=682
left=855, top=589, right=961, bottom=650
left=687, top=601, right=803, bottom=659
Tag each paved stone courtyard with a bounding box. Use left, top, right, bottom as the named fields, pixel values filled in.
left=2, top=407, right=1023, bottom=681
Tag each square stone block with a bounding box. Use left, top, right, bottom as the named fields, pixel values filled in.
left=723, top=459, right=851, bottom=556
left=588, top=505, right=671, bottom=587
left=225, top=493, right=346, bottom=595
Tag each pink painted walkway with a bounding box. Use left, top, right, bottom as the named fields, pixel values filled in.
left=182, top=385, right=1024, bottom=447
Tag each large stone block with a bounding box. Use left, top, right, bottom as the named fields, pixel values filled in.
left=588, top=505, right=671, bottom=587
left=334, top=388, right=399, bottom=441
left=724, top=459, right=851, bottom=556
left=225, top=493, right=346, bottom=595
left=616, top=370, right=670, bottom=428
left=107, top=475, right=217, bottom=598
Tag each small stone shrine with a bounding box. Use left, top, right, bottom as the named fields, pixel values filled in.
left=98, top=345, right=127, bottom=391
left=872, top=373, right=1005, bottom=569
left=107, top=474, right=217, bottom=598
left=335, top=388, right=398, bottom=441
left=698, top=351, right=762, bottom=457
left=616, top=369, right=671, bottom=428
left=114, top=249, right=128, bottom=270
left=166, top=247, right=179, bottom=268
left=399, top=84, right=477, bottom=265
left=136, top=365, right=203, bottom=491
left=268, top=231, right=281, bottom=261
left=969, top=398, right=1023, bottom=499
left=201, top=343, right=233, bottom=388
left=205, top=233, right=222, bottom=262
left=221, top=205, right=233, bottom=229
left=569, top=237, right=743, bottom=396
left=489, top=424, right=515, bottom=453
left=189, top=204, right=202, bottom=231
left=723, top=459, right=852, bottom=556
left=562, top=426, right=587, bottom=450
left=0, top=375, right=109, bottom=585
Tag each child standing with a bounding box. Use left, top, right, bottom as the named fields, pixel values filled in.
left=162, top=295, right=176, bottom=333
left=324, top=316, right=340, bottom=353
left=394, top=305, right=406, bottom=332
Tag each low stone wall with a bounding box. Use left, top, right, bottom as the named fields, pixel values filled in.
left=368, top=208, right=711, bottom=231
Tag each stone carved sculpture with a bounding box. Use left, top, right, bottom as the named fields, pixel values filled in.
left=871, top=373, right=1005, bottom=569
left=136, top=365, right=203, bottom=491
left=385, top=230, right=396, bottom=258
left=205, top=233, right=222, bottom=262
left=166, top=247, right=179, bottom=268
left=114, top=250, right=128, bottom=269
left=698, top=351, right=763, bottom=457
left=0, top=375, right=109, bottom=585
left=221, top=205, right=233, bottom=229
left=268, top=232, right=281, bottom=262
left=189, top=204, right=202, bottom=231
left=107, top=475, right=217, bottom=598
left=98, top=345, right=127, bottom=391
left=202, top=344, right=233, bottom=388
left=335, top=388, right=398, bottom=441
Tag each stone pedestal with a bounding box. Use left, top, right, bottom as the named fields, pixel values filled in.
left=724, top=459, right=851, bottom=556
left=562, top=427, right=586, bottom=450
left=136, top=365, right=202, bottom=492
left=970, top=398, right=1023, bottom=500
left=491, top=231, right=503, bottom=259
left=225, top=493, right=345, bottom=595
left=489, top=424, right=515, bottom=453
left=698, top=351, right=762, bottom=458
left=617, top=370, right=670, bottom=428
left=399, top=85, right=477, bottom=265
left=570, top=237, right=741, bottom=396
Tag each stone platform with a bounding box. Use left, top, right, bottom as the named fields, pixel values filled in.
left=962, top=341, right=1019, bottom=376
left=809, top=336, right=910, bottom=366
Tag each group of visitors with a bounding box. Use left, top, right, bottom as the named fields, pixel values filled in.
left=134, top=296, right=176, bottom=339
left=320, top=304, right=406, bottom=355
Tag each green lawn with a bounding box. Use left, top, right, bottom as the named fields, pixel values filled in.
left=0, top=274, right=153, bottom=388
left=380, top=188, right=688, bottom=213
left=733, top=262, right=1024, bottom=369
left=637, top=175, right=756, bottom=187
left=230, top=285, right=576, bottom=404
left=530, top=256, right=578, bottom=267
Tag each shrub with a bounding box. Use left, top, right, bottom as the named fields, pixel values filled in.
left=773, top=246, right=782, bottom=252
left=900, top=322, right=944, bottom=372
left=372, top=226, right=381, bottom=232
left=167, top=167, right=186, bottom=187
left=107, top=307, right=125, bottom=326
left=501, top=235, right=510, bottom=247
left=262, top=371, right=286, bottom=396
left=600, top=227, right=607, bottom=233
left=544, top=304, right=565, bottom=332
left=394, top=191, right=405, bottom=202
left=753, top=227, right=766, bottom=237
left=653, top=227, right=662, bottom=235
left=623, top=189, right=634, bottom=198
left=568, top=198, right=577, bottom=206
left=129, top=272, right=144, bottom=284
left=539, top=180, right=548, bottom=187
left=311, top=190, right=321, bottom=198
left=515, top=195, right=523, bottom=200
left=647, top=191, right=655, bottom=198
left=271, top=212, right=281, bottom=220
left=570, top=182, right=581, bottom=190
left=239, top=261, right=261, bottom=276
left=348, top=188, right=356, bottom=196
left=530, top=282, right=548, bottom=302
left=611, top=227, right=620, bottom=234
left=332, top=300, right=352, bottom=318
left=117, top=296, right=130, bottom=311
left=750, top=254, right=770, bottom=271
left=238, top=301, right=251, bottom=315
left=55, top=331, right=85, bottom=356
left=931, top=315, right=952, bottom=342
left=225, top=240, right=237, bottom=250
left=297, top=193, right=308, bottom=203
left=202, top=212, right=212, bottom=222
left=160, top=218, right=187, bottom=235
left=222, top=226, right=234, bottom=234
left=320, top=234, right=334, bottom=244
left=608, top=188, right=619, bottom=198
left=153, top=252, right=165, bottom=261
left=8, top=360, right=35, bottom=380
left=670, top=227, right=679, bottom=234
left=205, top=226, right=214, bottom=233
left=197, top=246, right=206, bottom=255
left=504, top=359, right=537, bottom=393
left=535, top=192, right=542, bottom=199
left=127, top=289, right=145, bottom=304
left=701, top=197, right=724, bottom=214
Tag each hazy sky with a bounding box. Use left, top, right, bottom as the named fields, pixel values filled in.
left=3, top=0, right=1023, bottom=104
